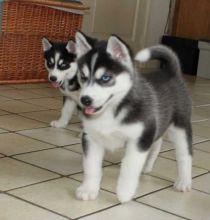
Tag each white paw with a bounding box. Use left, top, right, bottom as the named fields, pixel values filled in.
left=50, top=120, right=67, bottom=128
left=174, top=178, right=192, bottom=192
left=142, top=164, right=153, bottom=174
left=76, top=185, right=99, bottom=201
left=117, top=183, right=135, bottom=203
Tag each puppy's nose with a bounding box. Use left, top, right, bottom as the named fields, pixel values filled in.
left=49, top=76, right=57, bottom=82
left=81, top=96, right=92, bottom=106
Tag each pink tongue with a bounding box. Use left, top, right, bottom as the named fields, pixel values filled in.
left=84, top=107, right=96, bottom=114
left=51, top=82, right=60, bottom=88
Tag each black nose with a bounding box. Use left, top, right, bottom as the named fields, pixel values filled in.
left=81, top=96, right=92, bottom=106
left=49, top=76, right=57, bottom=82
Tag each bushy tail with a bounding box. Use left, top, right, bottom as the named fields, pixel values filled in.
left=135, top=45, right=181, bottom=75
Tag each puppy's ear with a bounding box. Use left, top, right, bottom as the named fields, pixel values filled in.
left=42, top=37, right=52, bottom=52
left=75, top=31, right=92, bottom=58
left=107, top=35, right=133, bottom=70
left=66, top=40, right=76, bottom=54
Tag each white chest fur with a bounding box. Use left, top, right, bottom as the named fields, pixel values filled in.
left=83, top=109, right=145, bottom=151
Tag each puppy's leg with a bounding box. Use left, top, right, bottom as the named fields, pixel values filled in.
left=168, top=124, right=192, bottom=192
left=76, top=133, right=104, bottom=201
left=51, top=97, right=76, bottom=128
left=117, top=141, right=149, bottom=203
left=143, top=138, right=162, bottom=174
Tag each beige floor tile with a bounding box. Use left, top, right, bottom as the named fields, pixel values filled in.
left=23, top=97, right=62, bottom=109
left=0, top=100, right=48, bottom=113
left=65, top=144, right=124, bottom=163
left=0, top=109, right=9, bottom=115
left=20, top=110, right=80, bottom=125
left=161, top=134, right=206, bottom=144
left=0, top=194, right=67, bottom=220
left=161, top=149, right=210, bottom=170
left=14, top=148, right=84, bottom=175
left=0, top=89, right=43, bottom=100
left=0, top=158, right=59, bottom=191
left=138, top=188, right=210, bottom=220
left=0, top=133, right=54, bottom=156
left=80, top=201, right=184, bottom=220
left=28, top=88, right=62, bottom=97
left=192, top=94, right=210, bottom=106
left=72, top=165, right=172, bottom=197
left=66, top=122, right=82, bottom=132
left=194, top=141, right=210, bottom=153
left=0, top=115, right=47, bottom=131
left=0, top=84, right=14, bottom=90
left=10, top=83, right=51, bottom=89
left=18, top=127, right=80, bottom=146
left=193, top=106, right=210, bottom=118
left=198, top=119, right=210, bottom=127
left=193, top=135, right=209, bottom=144
left=149, top=157, right=207, bottom=182
left=0, top=128, right=8, bottom=133
left=161, top=141, right=174, bottom=152
left=191, top=111, right=208, bottom=122
left=193, top=173, right=210, bottom=194
left=193, top=124, right=210, bottom=138
left=0, top=96, right=12, bottom=102
left=10, top=178, right=118, bottom=219
left=0, top=153, right=4, bottom=158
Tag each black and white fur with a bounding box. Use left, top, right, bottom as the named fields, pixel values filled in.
left=42, top=38, right=79, bottom=128
left=74, top=32, right=192, bottom=203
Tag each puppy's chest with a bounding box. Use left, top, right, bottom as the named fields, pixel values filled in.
left=59, top=84, right=80, bottom=102
left=84, top=114, right=126, bottom=151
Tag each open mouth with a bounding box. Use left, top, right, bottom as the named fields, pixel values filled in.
left=83, top=106, right=102, bottom=115
left=50, top=81, right=63, bottom=88
left=82, top=95, right=113, bottom=116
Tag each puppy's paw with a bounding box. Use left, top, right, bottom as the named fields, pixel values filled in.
left=117, top=183, right=135, bottom=203
left=174, top=178, right=192, bottom=192
left=50, top=120, right=67, bottom=128
left=76, top=185, right=99, bottom=201
left=142, top=164, right=153, bottom=174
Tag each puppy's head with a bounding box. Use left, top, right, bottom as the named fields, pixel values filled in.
left=42, top=38, right=77, bottom=88
left=75, top=32, right=134, bottom=117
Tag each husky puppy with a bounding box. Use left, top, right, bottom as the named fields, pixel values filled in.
left=74, top=32, right=192, bottom=203
left=42, top=38, right=79, bottom=128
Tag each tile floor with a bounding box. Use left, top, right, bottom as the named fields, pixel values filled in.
left=0, top=76, right=210, bottom=220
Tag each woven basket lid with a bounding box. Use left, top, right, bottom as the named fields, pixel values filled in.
left=6, top=0, right=89, bottom=10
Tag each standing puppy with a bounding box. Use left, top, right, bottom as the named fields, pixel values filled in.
left=42, top=38, right=79, bottom=128
left=75, top=32, right=192, bottom=203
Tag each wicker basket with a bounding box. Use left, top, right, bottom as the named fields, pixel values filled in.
left=0, top=0, right=87, bottom=84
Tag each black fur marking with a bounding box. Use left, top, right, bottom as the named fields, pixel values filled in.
left=82, top=132, right=88, bottom=155
left=138, top=123, right=156, bottom=151
left=68, top=75, right=80, bottom=91
left=63, top=96, right=67, bottom=104
left=44, top=41, right=76, bottom=70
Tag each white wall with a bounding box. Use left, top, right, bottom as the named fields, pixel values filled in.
left=144, top=0, right=171, bottom=47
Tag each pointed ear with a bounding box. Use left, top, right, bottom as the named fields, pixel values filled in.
left=107, top=36, right=132, bottom=68
left=66, top=40, right=76, bottom=54
left=42, top=37, right=52, bottom=52
left=75, top=31, right=92, bottom=58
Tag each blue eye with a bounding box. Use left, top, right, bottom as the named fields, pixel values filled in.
left=101, top=75, right=111, bottom=82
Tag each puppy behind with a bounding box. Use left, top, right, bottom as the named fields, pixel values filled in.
left=74, top=32, right=192, bottom=203
left=42, top=38, right=79, bottom=128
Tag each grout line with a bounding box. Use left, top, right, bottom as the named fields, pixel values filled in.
left=5, top=192, right=72, bottom=220
left=9, top=156, right=64, bottom=177
left=5, top=177, right=62, bottom=193
left=134, top=185, right=173, bottom=200
left=192, top=188, right=210, bottom=195
left=136, top=200, right=191, bottom=220
left=73, top=203, right=121, bottom=220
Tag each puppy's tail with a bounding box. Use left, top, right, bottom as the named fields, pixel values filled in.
left=135, top=45, right=181, bottom=76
